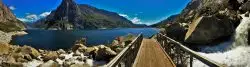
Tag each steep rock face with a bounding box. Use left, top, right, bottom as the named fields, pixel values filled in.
left=185, top=16, right=234, bottom=44
left=34, top=0, right=135, bottom=30
left=165, top=23, right=188, bottom=42
left=0, top=0, right=25, bottom=32
left=159, top=0, right=250, bottom=44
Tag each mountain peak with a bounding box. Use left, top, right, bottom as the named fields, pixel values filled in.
left=52, top=0, right=82, bottom=22
left=34, top=0, right=135, bottom=30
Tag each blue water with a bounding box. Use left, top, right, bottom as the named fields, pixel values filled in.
left=11, top=28, right=159, bottom=50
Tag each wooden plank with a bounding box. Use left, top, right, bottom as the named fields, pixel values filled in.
left=133, top=39, right=175, bottom=67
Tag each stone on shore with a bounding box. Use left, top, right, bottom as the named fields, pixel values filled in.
left=70, top=64, right=90, bottom=67
left=42, top=51, right=58, bottom=61
left=72, top=38, right=87, bottom=52
left=20, top=46, right=41, bottom=59
left=95, top=45, right=117, bottom=61
left=57, top=49, right=66, bottom=54
left=2, top=62, right=23, bottom=67
left=0, top=43, right=11, bottom=55
left=38, top=60, right=60, bottom=67
left=0, top=31, right=27, bottom=44
left=185, top=16, right=234, bottom=44
left=0, top=31, right=12, bottom=43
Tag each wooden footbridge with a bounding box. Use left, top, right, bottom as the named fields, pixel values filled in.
left=105, top=33, right=224, bottom=67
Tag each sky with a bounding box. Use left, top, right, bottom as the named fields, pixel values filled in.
left=3, top=0, right=190, bottom=25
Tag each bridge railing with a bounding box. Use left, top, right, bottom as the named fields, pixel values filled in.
left=156, top=33, right=224, bottom=67
left=105, top=34, right=143, bottom=67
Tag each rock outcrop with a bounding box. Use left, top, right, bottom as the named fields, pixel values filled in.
left=0, top=0, right=25, bottom=32
left=155, top=0, right=250, bottom=44
left=34, top=0, right=135, bottom=30
left=165, top=23, right=188, bottom=42
left=185, top=16, right=234, bottom=44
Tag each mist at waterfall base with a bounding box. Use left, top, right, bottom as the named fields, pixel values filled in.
left=192, top=14, right=250, bottom=67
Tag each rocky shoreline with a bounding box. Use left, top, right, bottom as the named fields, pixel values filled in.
left=0, top=31, right=134, bottom=67
left=0, top=31, right=27, bottom=44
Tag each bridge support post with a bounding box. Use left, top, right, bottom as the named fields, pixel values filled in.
left=190, top=56, right=193, bottom=67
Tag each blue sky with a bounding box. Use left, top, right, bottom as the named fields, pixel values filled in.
left=3, top=0, right=190, bottom=25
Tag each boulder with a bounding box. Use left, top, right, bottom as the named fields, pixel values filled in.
left=111, top=40, right=120, bottom=46
left=21, top=46, right=40, bottom=59
left=75, top=38, right=87, bottom=45
left=62, top=60, right=72, bottom=67
left=185, top=16, right=234, bottom=44
left=0, top=43, right=11, bottom=55
left=39, top=60, right=60, bottom=67
left=70, top=64, right=90, bottom=67
left=1, top=56, right=23, bottom=67
left=240, top=1, right=250, bottom=13
left=23, top=54, right=32, bottom=61
left=72, top=44, right=87, bottom=52
left=2, top=62, right=23, bottom=67
left=58, top=54, right=65, bottom=60
left=73, top=50, right=81, bottom=56
left=72, top=38, right=87, bottom=52
left=38, top=49, right=46, bottom=54
left=16, top=57, right=28, bottom=62
left=165, top=23, right=188, bottom=42
left=10, top=53, right=24, bottom=62
left=95, top=45, right=117, bottom=61
left=42, top=51, right=58, bottom=61
left=57, top=49, right=66, bottom=54
left=77, top=47, right=87, bottom=53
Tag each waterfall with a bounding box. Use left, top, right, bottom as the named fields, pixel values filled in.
left=191, top=13, right=250, bottom=67
left=231, top=13, right=250, bottom=48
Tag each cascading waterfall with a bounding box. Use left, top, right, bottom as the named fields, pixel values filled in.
left=231, top=14, right=250, bottom=48
left=191, top=13, right=250, bottom=67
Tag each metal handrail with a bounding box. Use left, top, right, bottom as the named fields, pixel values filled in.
left=157, top=33, right=224, bottom=67
left=105, top=34, right=143, bottom=67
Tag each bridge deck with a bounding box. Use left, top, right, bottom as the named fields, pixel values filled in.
left=133, top=39, right=175, bottom=67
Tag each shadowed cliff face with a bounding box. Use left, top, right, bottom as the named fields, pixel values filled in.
left=0, top=0, right=26, bottom=32
left=157, top=0, right=250, bottom=44
left=34, top=0, right=135, bottom=30
left=52, top=0, right=82, bottom=24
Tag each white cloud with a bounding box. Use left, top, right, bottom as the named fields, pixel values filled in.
left=26, top=14, right=38, bottom=20
left=17, top=18, right=29, bottom=22
left=119, top=13, right=144, bottom=24
left=18, top=11, right=51, bottom=22
left=18, top=13, right=39, bottom=22
left=119, top=14, right=129, bottom=18
left=39, top=12, right=51, bottom=17
left=131, top=17, right=141, bottom=23
left=9, top=6, right=16, bottom=10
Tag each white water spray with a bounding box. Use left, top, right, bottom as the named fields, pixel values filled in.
left=232, top=14, right=250, bottom=47
left=192, top=13, right=250, bottom=67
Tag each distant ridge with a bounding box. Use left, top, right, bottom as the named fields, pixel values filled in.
left=34, top=0, right=136, bottom=30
